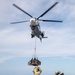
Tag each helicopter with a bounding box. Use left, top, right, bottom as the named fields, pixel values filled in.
left=11, top=2, right=63, bottom=41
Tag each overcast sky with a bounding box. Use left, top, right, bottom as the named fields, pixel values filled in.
left=0, top=0, right=75, bottom=75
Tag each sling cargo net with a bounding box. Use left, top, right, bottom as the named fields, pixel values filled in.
left=28, top=57, right=41, bottom=66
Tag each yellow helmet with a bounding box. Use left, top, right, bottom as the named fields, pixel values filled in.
left=33, top=66, right=42, bottom=75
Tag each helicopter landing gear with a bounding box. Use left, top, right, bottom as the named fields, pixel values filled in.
left=41, top=32, right=44, bottom=38
left=31, top=32, right=35, bottom=38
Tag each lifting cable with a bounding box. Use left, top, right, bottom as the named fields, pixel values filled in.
left=34, top=37, right=37, bottom=58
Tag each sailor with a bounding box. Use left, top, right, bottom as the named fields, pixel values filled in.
left=33, top=66, right=42, bottom=75
left=55, top=71, right=64, bottom=75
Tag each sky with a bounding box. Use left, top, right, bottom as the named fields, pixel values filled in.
left=0, top=0, right=75, bottom=75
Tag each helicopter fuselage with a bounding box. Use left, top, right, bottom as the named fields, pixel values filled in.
left=30, top=18, right=45, bottom=40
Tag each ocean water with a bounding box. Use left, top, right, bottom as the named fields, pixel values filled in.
left=0, top=57, right=75, bottom=75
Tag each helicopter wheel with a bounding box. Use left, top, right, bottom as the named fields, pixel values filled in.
left=41, top=33, right=44, bottom=38
left=31, top=34, right=35, bottom=38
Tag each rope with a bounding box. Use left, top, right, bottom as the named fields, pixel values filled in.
left=34, top=37, right=37, bottom=58
left=32, top=37, right=37, bottom=58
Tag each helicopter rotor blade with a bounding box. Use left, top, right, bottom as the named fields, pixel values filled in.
left=37, top=2, right=58, bottom=19
left=39, top=19, right=63, bottom=22
left=11, top=20, right=29, bottom=24
left=13, top=4, right=33, bottom=18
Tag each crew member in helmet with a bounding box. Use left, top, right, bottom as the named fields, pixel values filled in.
left=33, top=66, right=42, bottom=75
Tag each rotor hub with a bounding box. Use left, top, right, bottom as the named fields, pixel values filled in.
left=30, top=18, right=39, bottom=26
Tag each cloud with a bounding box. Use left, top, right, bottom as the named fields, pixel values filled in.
left=36, top=26, right=75, bottom=57
left=0, top=56, right=14, bottom=63
left=0, top=0, right=75, bottom=58
left=0, top=27, right=31, bottom=49
left=0, top=27, right=15, bottom=37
